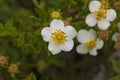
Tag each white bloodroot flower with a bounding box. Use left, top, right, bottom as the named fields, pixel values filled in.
left=76, top=29, right=104, bottom=56
left=85, top=0, right=117, bottom=30
left=41, top=19, right=77, bottom=55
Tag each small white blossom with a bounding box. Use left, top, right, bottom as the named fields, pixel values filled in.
left=86, top=0, right=117, bottom=30
left=112, top=22, right=120, bottom=42
left=76, top=29, right=104, bottom=56
left=41, top=19, right=77, bottom=55
left=112, top=33, right=119, bottom=42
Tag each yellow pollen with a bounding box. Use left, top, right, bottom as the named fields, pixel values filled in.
left=101, top=0, right=109, bottom=9
left=92, top=8, right=107, bottom=21
left=85, top=39, right=96, bottom=50
left=51, top=29, right=67, bottom=44
left=92, top=0, right=109, bottom=21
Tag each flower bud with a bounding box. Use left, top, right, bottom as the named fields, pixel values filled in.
left=99, top=30, right=109, bottom=39
left=51, top=11, right=61, bottom=19
left=0, top=56, right=8, bottom=65
left=37, top=60, right=46, bottom=72
left=114, top=2, right=120, bottom=8
left=8, top=64, right=19, bottom=74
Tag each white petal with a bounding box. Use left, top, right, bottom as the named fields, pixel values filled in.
left=96, top=39, right=104, bottom=49
left=77, top=30, right=90, bottom=43
left=64, top=26, right=77, bottom=40
left=98, top=19, right=110, bottom=30
left=112, top=33, right=119, bottom=41
left=89, top=29, right=97, bottom=39
left=106, top=9, right=117, bottom=22
left=48, top=42, right=62, bottom=55
left=89, top=0, right=101, bottom=12
left=85, top=14, right=97, bottom=27
left=89, top=49, right=97, bottom=56
left=41, top=27, right=51, bottom=42
left=50, top=19, right=64, bottom=31
left=62, top=40, right=74, bottom=51
left=76, top=44, right=88, bottom=54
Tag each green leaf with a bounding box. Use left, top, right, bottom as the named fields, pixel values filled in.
left=0, top=20, right=18, bottom=37
left=110, top=58, right=120, bottom=73
left=17, top=33, right=25, bottom=47
left=25, top=73, right=37, bottom=80
left=0, top=40, right=8, bottom=54
left=109, top=74, right=120, bottom=80
left=32, top=0, right=39, bottom=7
left=5, top=19, right=14, bottom=28
left=66, top=17, right=72, bottom=23
left=7, top=46, right=19, bottom=62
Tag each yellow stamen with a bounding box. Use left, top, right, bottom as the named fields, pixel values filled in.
left=92, top=8, right=107, bottom=21
left=101, top=0, right=109, bottom=9
left=85, top=39, right=96, bottom=50
left=92, top=0, right=109, bottom=21
left=51, top=29, right=67, bottom=44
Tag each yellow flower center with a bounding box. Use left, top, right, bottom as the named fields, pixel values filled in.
left=92, top=8, right=107, bottom=21
left=85, top=39, right=96, bottom=50
left=51, top=29, right=67, bottom=44
left=92, top=0, right=109, bottom=21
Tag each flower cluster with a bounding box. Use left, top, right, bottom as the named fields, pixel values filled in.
left=41, top=0, right=117, bottom=56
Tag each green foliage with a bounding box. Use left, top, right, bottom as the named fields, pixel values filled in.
left=0, top=20, right=18, bottom=37
left=111, top=58, right=120, bottom=73
left=109, top=58, right=120, bottom=80
left=109, top=75, right=120, bottom=80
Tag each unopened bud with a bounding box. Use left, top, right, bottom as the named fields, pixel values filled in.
left=37, top=60, right=46, bottom=72
left=117, top=34, right=120, bottom=42
left=114, top=2, right=120, bottom=8
left=51, top=11, right=61, bottom=19
left=8, top=64, right=19, bottom=74
left=99, top=30, right=109, bottom=39
left=0, top=56, right=8, bottom=65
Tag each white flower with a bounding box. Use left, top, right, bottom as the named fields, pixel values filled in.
left=85, top=0, right=117, bottom=30
left=76, top=29, right=104, bottom=56
left=41, top=19, right=77, bottom=55
left=112, top=33, right=119, bottom=42
left=112, top=22, right=120, bottom=42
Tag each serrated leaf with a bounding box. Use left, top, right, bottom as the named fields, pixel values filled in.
left=25, top=73, right=37, bottom=80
